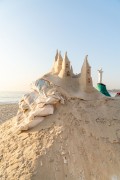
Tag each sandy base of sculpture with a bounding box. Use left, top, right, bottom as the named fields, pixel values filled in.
left=43, top=73, right=103, bottom=100
left=1, top=97, right=120, bottom=180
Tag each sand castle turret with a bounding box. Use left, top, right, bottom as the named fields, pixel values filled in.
left=70, top=65, right=74, bottom=76
left=58, top=52, right=71, bottom=78
left=51, top=50, right=58, bottom=73
left=80, top=55, right=93, bottom=91
left=54, top=51, right=63, bottom=75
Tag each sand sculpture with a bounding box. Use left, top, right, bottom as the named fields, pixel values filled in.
left=1, top=51, right=120, bottom=180
left=17, top=51, right=103, bottom=131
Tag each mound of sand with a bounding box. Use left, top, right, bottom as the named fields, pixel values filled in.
left=0, top=97, right=120, bottom=180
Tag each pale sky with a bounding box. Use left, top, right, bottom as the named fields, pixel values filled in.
left=0, top=0, right=120, bottom=91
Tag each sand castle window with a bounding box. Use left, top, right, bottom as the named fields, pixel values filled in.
left=88, top=78, right=91, bottom=83
left=87, top=69, right=90, bottom=74
left=67, top=71, right=70, bottom=76
left=66, top=64, right=69, bottom=68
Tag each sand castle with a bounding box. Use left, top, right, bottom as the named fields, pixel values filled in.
left=16, top=51, right=103, bottom=131
left=51, top=51, right=93, bottom=91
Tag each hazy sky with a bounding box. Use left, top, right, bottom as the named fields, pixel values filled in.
left=0, top=0, right=120, bottom=91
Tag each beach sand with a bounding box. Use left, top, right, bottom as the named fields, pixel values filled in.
left=0, top=103, right=18, bottom=124
left=1, top=98, right=120, bottom=179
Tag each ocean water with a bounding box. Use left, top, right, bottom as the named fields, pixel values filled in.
left=0, top=90, right=117, bottom=104
left=0, top=91, right=27, bottom=104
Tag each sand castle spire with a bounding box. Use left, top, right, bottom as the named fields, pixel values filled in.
left=55, top=49, right=58, bottom=61
left=54, top=51, right=63, bottom=74
left=83, top=55, right=90, bottom=66
left=58, top=51, right=71, bottom=78
left=64, top=51, right=68, bottom=60
left=62, top=51, right=70, bottom=67
left=51, top=49, right=59, bottom=73
left=80, top=55, right=93, bottom=91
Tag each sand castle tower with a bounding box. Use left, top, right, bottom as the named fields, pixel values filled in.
left=70, top=65, right=74, bottom=77
left=54, top=51, right=63, bottom=75
left=80, top=55, right=93, bottom=91
left=58, top=52, right=71, bottom=78
left=51, top=50, right=59, bottom=73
